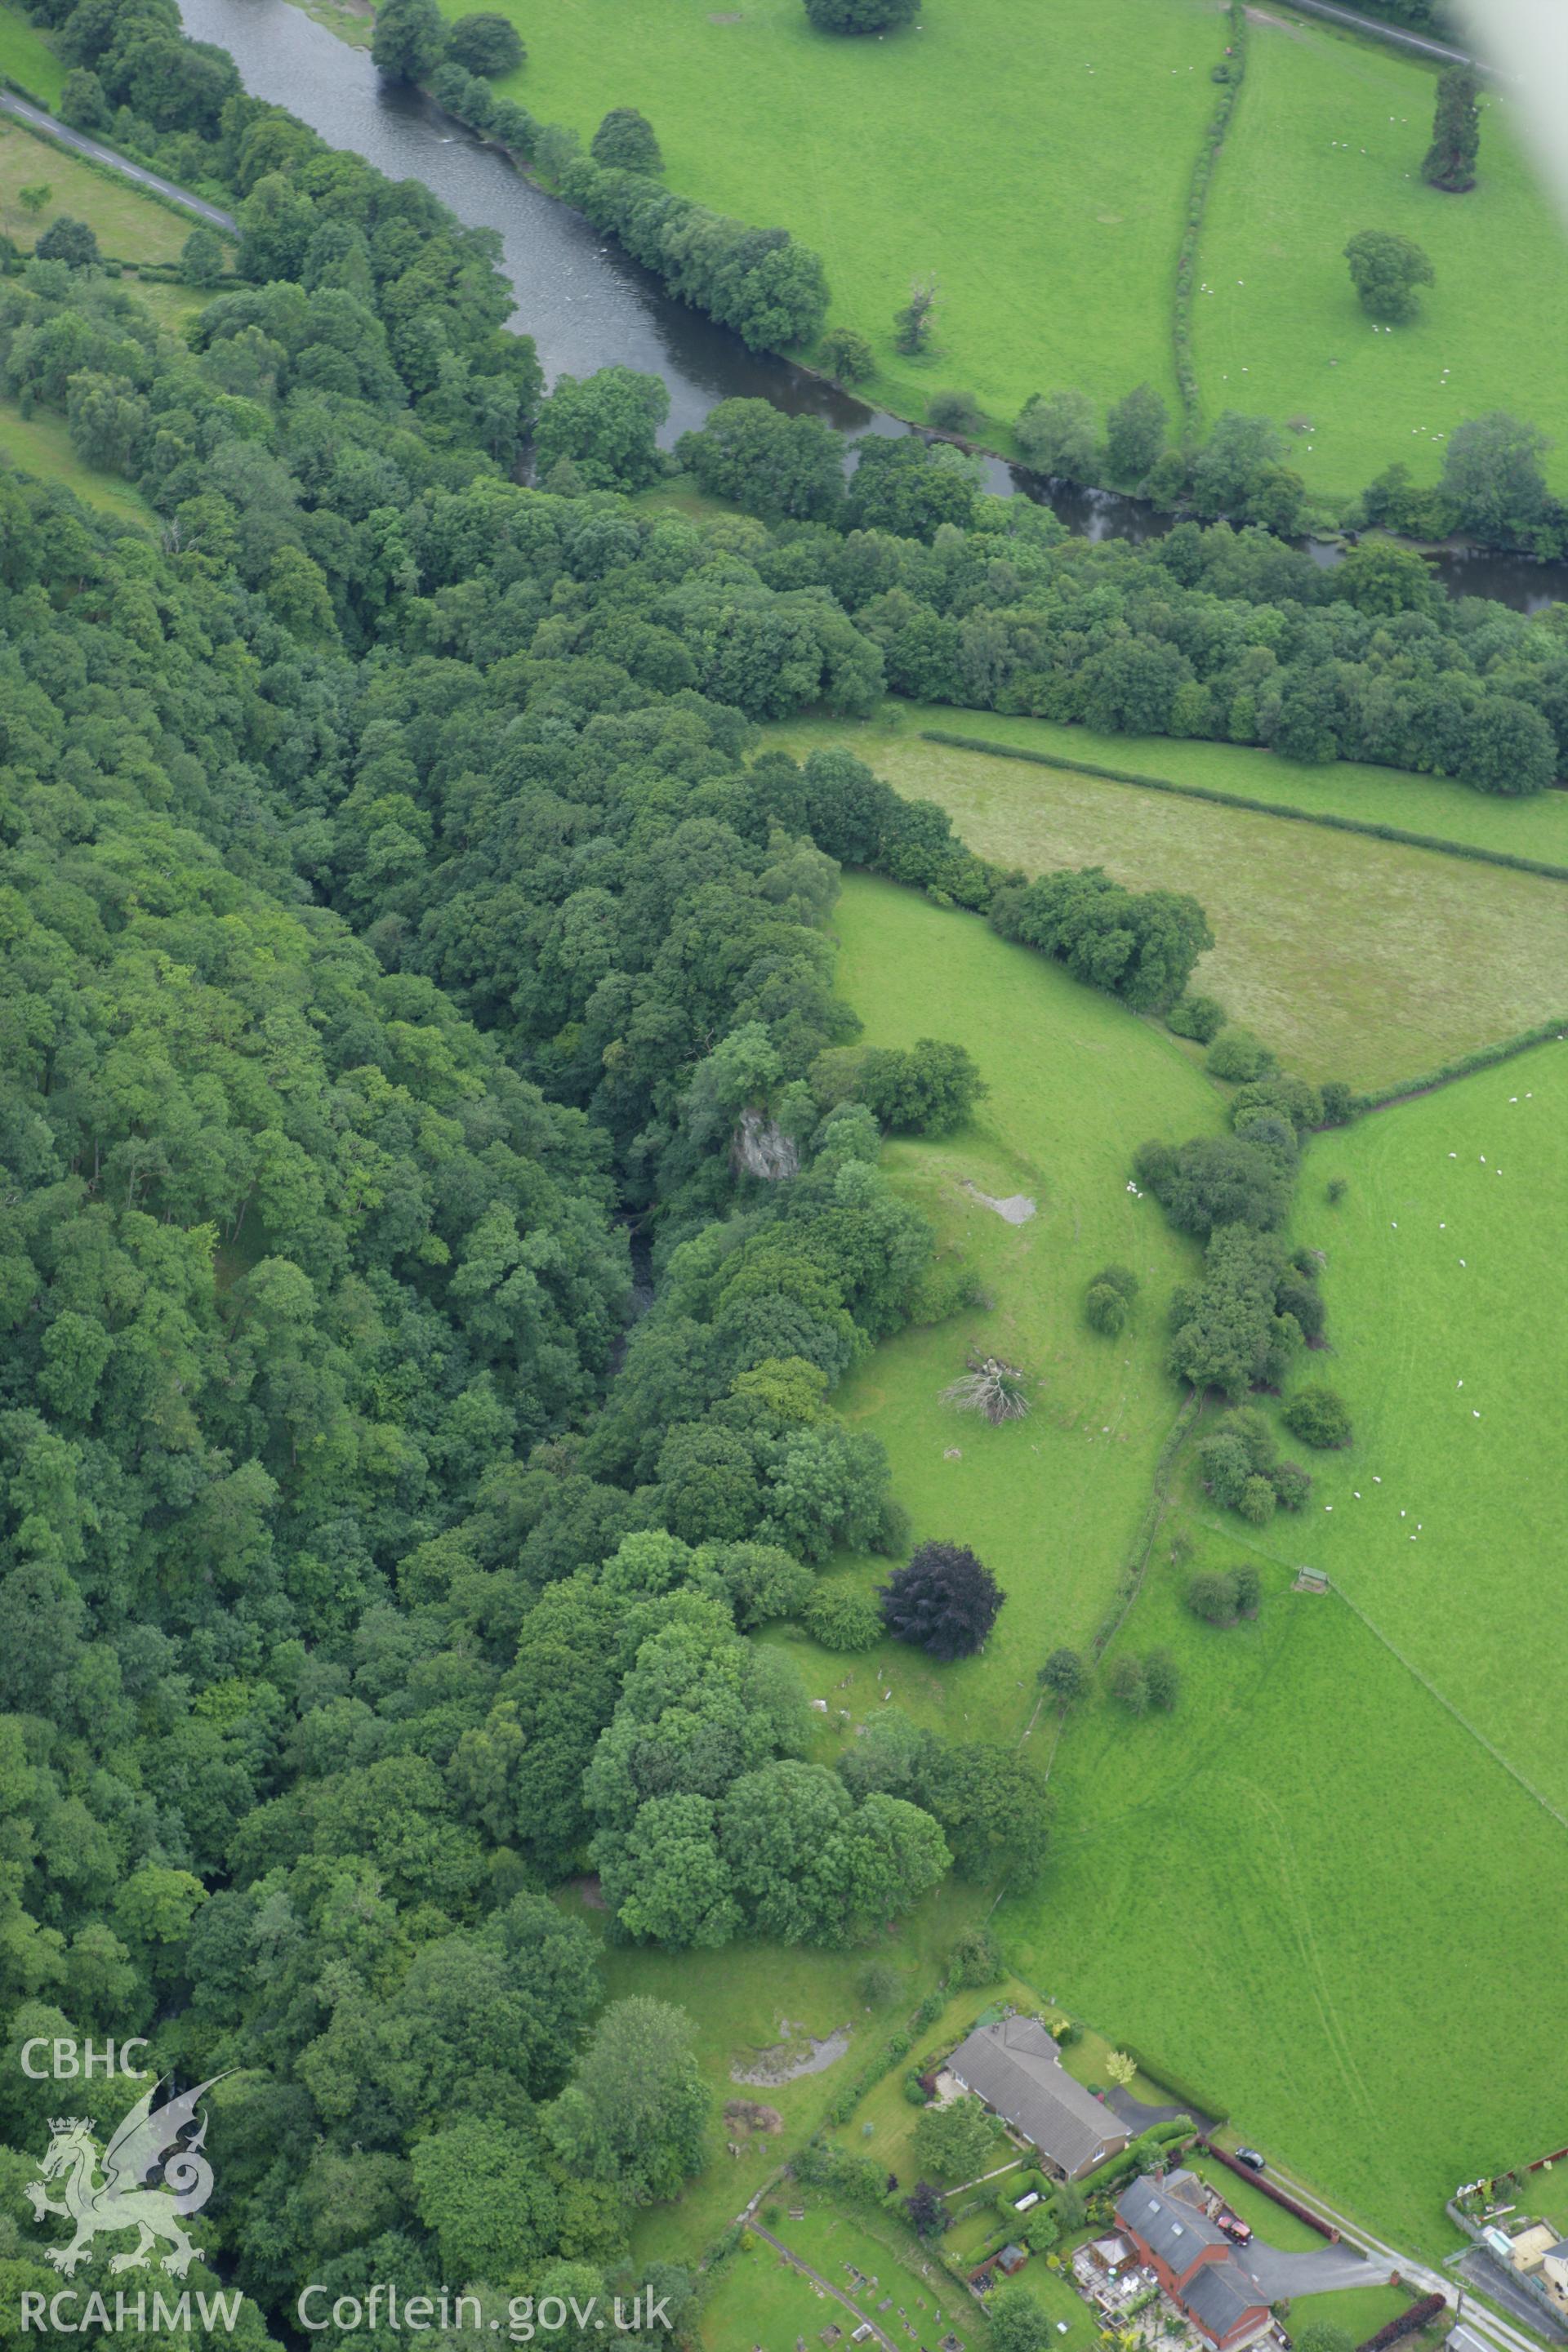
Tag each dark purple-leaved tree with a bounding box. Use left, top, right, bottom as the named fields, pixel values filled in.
left=878, top=1540, right=1002, bottom=1661
left=904, top=2179, right=949, bottom=2239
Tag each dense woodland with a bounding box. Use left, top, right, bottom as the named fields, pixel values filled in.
left=0, top=22, right=1094, bottom=2336
left=0, top=0, right=1539, bottom=2338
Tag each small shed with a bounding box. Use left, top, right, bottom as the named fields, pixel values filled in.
left=997, top=2245, right=1029, bottom=2276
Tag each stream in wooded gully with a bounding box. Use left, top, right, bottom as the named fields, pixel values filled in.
left=178, top=0, right=1568, bottom=611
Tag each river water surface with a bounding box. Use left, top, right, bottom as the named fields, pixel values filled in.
left=176, top=0, right=1568, bottom=608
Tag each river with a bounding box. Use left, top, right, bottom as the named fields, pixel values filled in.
left=176, top=0, right=1568, bottom=609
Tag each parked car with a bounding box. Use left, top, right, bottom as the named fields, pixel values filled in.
left=1218, top=2213, right=1254, bottom=2245
left=1236, top=2148, right=1267, bottom=2172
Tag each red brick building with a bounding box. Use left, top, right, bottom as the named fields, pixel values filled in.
left=1114, top=2175, right=1273, bottom=2352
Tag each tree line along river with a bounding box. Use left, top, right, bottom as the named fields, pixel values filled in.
left=176, top=0, right=1568, bottom=612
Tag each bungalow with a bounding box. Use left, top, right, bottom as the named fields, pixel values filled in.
left=1114, top=2174, right=1272, bottom=2352
left=945, top=2016, right=1129, bottom=2180
left=1539, top=2241, right=1568, bottom=2314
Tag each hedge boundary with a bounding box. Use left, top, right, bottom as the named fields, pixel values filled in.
left=1173, top=1, right=1249, bottom=438
left=1092, top=1388, right=1205, bottom=1657
left=1117, top=2042, right=1228, bottom=2127
left=1200, top=2141, right=1339, bottom=2238
left=1356, top=2293, right=1446, bottom=2352
left=1352, top=1018, right=1568, bottom=1113
left=817, top=1980, right=951, bottom=2132
left=919, top=731, right=1568, bottom=883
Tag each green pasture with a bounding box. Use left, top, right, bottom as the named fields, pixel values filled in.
left=1000, top=1049, right=1568, bottom=2251
left=811, top=874, right=1218, bottom=1744
left=996, top=1525, right=1568, bottom=2254
left=771, top=715, right=1568, bottom=1091
left=465, top=0, right=1221, bottom=430
left=0, top=116, right=198, bottom=262
left=841, top=704, right=1568, bottom=867
left=1272, top=1040, right=1568, bottom=1814
left=1196, top=12, right=1568, bottom=504
left=461, top=0, right=1568, bottom=492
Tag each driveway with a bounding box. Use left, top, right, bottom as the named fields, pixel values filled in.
left=1108, top=2086, right=1218, bottom=2136
left=1236, top=2244, right=1393, bottom=2300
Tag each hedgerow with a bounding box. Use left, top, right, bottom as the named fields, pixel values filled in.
left=920, top=733, right=1568, bottom=884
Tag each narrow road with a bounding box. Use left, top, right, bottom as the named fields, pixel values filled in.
left=1266, top=0, right=1475, bottom=65
left=749, top=2225, right=903, bottom=2352
left=1260, top=2165, right=1548, bottom=2352
left=1456, top=2249, right=1568, bottom=2345
left=0, top=92, right=238, bottom=231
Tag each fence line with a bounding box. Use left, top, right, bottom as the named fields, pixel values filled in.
left=1326, top=1579, right=1568, bottom=1835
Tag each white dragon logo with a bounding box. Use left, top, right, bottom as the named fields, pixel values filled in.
left=24, top=2074, right=227, bottom=2278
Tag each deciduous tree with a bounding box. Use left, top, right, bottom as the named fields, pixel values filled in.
left=879, top=1540, right=1003, bottom=1660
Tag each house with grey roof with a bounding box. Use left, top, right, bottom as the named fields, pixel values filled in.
left=945, top=2015, right=1129, bottom=2180
left=1115, top=2176, right=1272, bottom=2352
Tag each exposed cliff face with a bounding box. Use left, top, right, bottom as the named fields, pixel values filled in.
left=732, top=1107, right=800, bottom=1181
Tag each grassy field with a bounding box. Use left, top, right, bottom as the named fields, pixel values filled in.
left=848, top=703, right=1568, bottom=867
left=0, top=0, right=64, bottom=105
left=771, top=715, right=1568, bottom=1090
left=461, top=0, right=1223, bottom=431
left=996, top=1526, right=1568, bottom=2255
left=808, top=874, right=1219, bottom=1745
left=0, top=399, right=152, bottom=523
left=0, top=117, right=199, bottom=263
left=1197, top=12, right=1568, bottom=506
left=1271, top=1040, right=1568, bottom=1813
left=448, top=0, right=1568, bottom=491
left=996, top=1045, right=1568, bottom=2252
